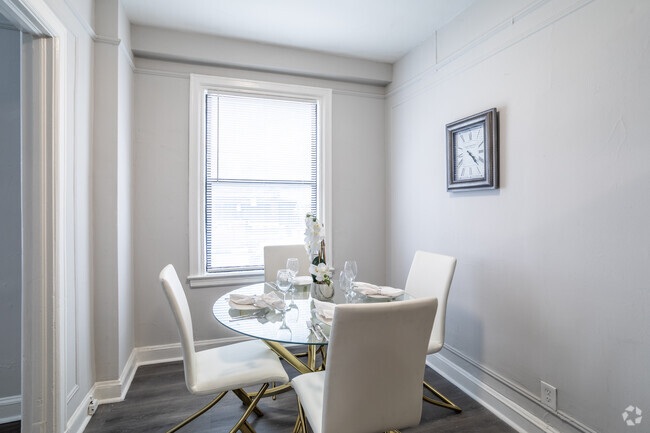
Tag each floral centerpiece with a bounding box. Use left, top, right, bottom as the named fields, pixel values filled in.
left=304, top=213, right=331, bottom=286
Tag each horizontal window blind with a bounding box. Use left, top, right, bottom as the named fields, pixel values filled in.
left=205, top=93, right=318, bottom=273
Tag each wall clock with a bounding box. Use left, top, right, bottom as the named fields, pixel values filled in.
left=446, top=108, right=499, bottom=191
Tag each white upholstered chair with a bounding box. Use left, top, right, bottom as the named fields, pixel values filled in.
left=404, top=250, right=461, bottom=412
left=159, top=264, right=289, bottom=433
left=264, top=244, right=318, bottom=363
left=291, top=297, right=438, bottom=433
left=263, top=244, right=311, bottom=282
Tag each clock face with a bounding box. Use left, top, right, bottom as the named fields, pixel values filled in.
left=453, top=124, right=485, bottom=181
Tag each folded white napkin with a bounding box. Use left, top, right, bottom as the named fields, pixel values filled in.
left=229, top=292, right=286, bottom=310
left=353, top=282, right=405, bottom=298
left=312, top=298, right=335, bottom=324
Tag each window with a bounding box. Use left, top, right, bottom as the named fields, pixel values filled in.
left=189, top=75, right=332, bottom=287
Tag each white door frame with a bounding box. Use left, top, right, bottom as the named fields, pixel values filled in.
left=0, top=0, right=68, bottom=432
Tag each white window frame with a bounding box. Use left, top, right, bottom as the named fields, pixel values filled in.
left=188, top=74, right=332, bottom=288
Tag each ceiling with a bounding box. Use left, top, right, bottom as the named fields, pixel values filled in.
left=121, top=0, right=475, bottom=63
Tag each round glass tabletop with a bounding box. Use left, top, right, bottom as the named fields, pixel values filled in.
left=212, top=280, right=412, bottom=345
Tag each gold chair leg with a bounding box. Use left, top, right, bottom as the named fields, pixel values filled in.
left=232, top=388, right=264, bottom=417
left=229, top=383, right=270, bottom=433
left=166, top=391, right=228, bottom=433
left=239, top=420, right=256, bottom=433
left=292, top=399, right=307, bottom=433
left=423, top=380, right=462, bottom=413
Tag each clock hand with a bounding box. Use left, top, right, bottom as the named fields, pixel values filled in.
left=466, top=150, right=479, bottom=165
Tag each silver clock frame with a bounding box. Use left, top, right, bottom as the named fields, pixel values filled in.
left=446, top=108, right=499, bottom=191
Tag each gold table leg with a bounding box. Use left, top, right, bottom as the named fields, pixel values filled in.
left=247, top=341, right=326, bottom=400
left=263, top=340, right=313, bottom=374
left=307, top=345, right=319, bottom=371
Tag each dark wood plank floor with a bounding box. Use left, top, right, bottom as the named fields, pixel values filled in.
left=85, top=352, right=516, bottom=433
left=0, top=421, right=20, bottom=433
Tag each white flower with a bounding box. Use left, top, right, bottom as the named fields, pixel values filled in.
left=304, top=213, right=325, bottom=259
left=309, top=263, right=331, bottom=283
left=305, top=239, right=321, bottom=258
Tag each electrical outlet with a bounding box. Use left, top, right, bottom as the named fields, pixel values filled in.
left=541, top=381, right=557, bottom=410
left=88, top=397, right=98, bottom=416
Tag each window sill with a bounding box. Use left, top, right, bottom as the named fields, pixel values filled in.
left=187, top=270, right=264, bottom=289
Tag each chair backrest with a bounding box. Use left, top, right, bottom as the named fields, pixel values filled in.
left=321, top=297, right=438, bottom=433
left=159, top=264, right=199, bottom=392
left=404, top=251, right=456, bottom=354
left=263, top=244, right=311, bottom=282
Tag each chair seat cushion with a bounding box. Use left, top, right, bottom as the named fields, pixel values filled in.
left=291, top=371, right=326, bottom=433
left=189, top=340, right=289, bottom=395
left=427, top=340, right=443, bottom=354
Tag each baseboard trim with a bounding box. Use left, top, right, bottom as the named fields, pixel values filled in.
left=93, top=349, right=138, bottom=404
left=65, top=336, right=255, bottom=431
left=65, top=388, right=93, bottom=433
left=134, top=335, right=252, bottom=366
left=0, top=394, right=21, bottom=424
left=427, top=345, right=597, bottom=433
left=92, top=335, right=252, bottom=405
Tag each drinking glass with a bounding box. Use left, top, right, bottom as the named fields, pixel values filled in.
left=286, top=258, right=299, bottom=294
left=344, top=260, right=358, bottom=283
left=277, top=312, right=293, bottom=340
left=338, top=271, right=350, bottom=293
left=276, top=269, right=292, bottom=309
left=286, top=258, right=299, bottom=279
left=286, top=298, right=300, bottom=323
left=339, top=270, right=353, bottom=303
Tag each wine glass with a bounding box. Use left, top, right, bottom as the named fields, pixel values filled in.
left=276, top=311, right=293, bottom=340
left=286, top=257, right=299, bottom=294
left=339, top=270, right=353, bottom=302
left=344, top=260, right=358, bottom=284
left=276, top=269, right=292, bottom=309
left=286, top=258, right=299, bottom=279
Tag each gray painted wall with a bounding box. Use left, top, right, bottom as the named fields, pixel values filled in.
left=386, top=1, right=650, bottom=432
left=131, top=51, right=386, bottom=348
left=93, top=0, right=136, bottom=382
left=0, top=25, right=22, bottom=405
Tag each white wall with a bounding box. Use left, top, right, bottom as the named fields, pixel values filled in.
left=0, top=24, right=22, bottom=420
left=386, top=1, right=650, bottom=432
left=131, top=32, right=387, bottom=348
left=93, top=0, right=135, bottom=382
left=2, top=0, right=98, bottom=429
left=38, top=0, right=96, bottom=427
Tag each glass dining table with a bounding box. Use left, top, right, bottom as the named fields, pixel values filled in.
left=212, top=280, right=412, bottom=385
